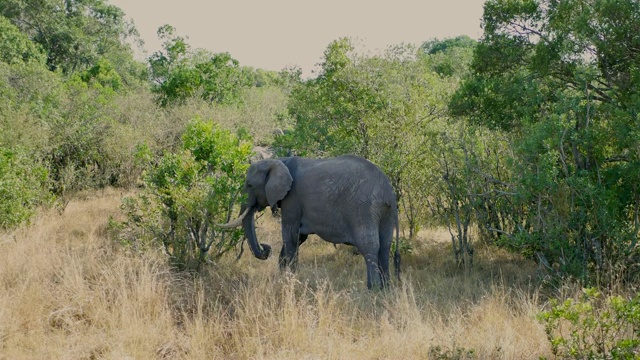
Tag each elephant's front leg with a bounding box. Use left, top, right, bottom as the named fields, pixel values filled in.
left=279, top=225, right=303, bottom=271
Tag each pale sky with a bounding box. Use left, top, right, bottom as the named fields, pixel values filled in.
left=109, top=0, right=485, bottom=77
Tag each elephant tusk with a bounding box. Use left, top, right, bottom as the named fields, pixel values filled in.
left=217, top=207, right=250, bottom=228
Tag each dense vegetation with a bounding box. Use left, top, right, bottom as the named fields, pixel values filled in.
left=452, top=0, right=640, bottom=287
left=2, top=1, right=640, bottom=356
left=2, top=0, right=640, bottom=285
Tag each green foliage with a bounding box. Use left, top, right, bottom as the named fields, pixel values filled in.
left=148, top=24, right=189, bottom=82
left=0, top=147, right=51, bottom=229
left=0, top=60, right=150, bottom=201
left=1, top=0, right=142, bottom=79
left=277, top=37, right=482, bottom=261
left=242, top=66, right=289, bottom=88
left=0, top=16, right=45, bottom=65
left=0, top=0, right=149, bottom=205
left=539, top=289, right=640, bottom=359
left=0, top=57, right=154, bottom=198
left=0, top=3, right=291, bottom=231
left=278, top=38, right=450, bottom=159
left=45, top=75, right=123, bottom=194
left=78, top=58, right=123, bottom=91
left=195, top=52, right=250, bottom=104
left=426, top=123, right=513, bottom=266
left=391, top=237, right=413, bottom=255
left=450, top=0, right=640, bottom=284
left=420, top=35, right=476, bottom=55
left=116, top=118, right=252, bottom=270
left=0, top=60, right=62, bottom=152
left=420, top=35, right=476, bottom=77
left=149, top=25, right=252, bottom=107
left=319, top=37, right=354, bottom=78
left=450, top=69, right=548, bottom=131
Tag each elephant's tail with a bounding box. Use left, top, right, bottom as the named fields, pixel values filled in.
left=394, top=212, right=401, bottom=283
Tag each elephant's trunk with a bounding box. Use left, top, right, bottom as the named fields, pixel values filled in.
left=242, top=205, right=271, bottom=260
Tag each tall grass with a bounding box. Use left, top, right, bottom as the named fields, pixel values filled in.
left=0, top=189, right=551, bottom=359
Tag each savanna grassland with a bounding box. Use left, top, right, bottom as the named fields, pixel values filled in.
left=0, top=188, right=551, bottom=359
left=3, top=0, right=640, bottom=358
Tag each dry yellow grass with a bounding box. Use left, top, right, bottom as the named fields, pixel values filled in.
left=0, top=189, right=552, bottom=359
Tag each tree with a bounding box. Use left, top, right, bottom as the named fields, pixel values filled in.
left=0, top=16, right=45, bottom=65
left=420, top=35, right=476, bottom=77
left=148, top=24, right=190, bottom=87
left=0, top=0, right=146, bottom=86
left=451, top=0, right=640, bottom=283
left=420, top=35, right=476, bottom=55
left=148, top=25, right=252, bottom=107
left=276, top=38, right=481, bottom=253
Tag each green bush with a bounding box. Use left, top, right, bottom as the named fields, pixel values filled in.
left=0, top=147, right=51, bottom=229
left=46, top=77, right=120, bottom=194
left=539, top=288, right=640, bottom=359
left=114, top=118, right=252, bottom=270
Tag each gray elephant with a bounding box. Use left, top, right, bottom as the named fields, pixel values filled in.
left=220, top=155, right=400, bottom=289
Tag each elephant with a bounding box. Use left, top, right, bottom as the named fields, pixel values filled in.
left=220, top=155, right=400, bottom=289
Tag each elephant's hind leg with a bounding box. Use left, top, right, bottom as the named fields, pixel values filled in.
left=377, top=243, right=391, bottom=288
left=355, top=230, right=383, bottom=290
left=378, top=216, right=395, bottom=288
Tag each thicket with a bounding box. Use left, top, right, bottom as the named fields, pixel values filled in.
left=0, top=0, right=289, bottom=228
left=0, top=146, right=50, bottom=229
left=450, top=0, right=640, bottom=285
left=274, top=37, right=484, bottom=266
left=114, top=119, right=251, bottom=270
left=272, top=0, right=640, bottom=288
left=2, top=0, right=639, bottom=289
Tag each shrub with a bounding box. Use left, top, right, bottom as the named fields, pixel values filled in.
left=539, top=288, right=640, bottom=359
left=0, top=147, right=51, bottom=229
left=115, top=118, right=252, bottom=270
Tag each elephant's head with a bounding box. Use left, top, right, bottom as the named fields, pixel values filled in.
left=219, top=159, right=293, bottom=260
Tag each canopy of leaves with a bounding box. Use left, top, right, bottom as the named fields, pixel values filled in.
left=420, top=35, right=476, bottom=55
left=0, top=6, right=293, bottom=230
left=148, top=25, right=289, bottom=107
left=276, top=37, right=482, bottom=247
left=453, top=0, right=640, bottom=131
left=0, top=16, right=45, bottom=65
left=0, top=0, right=147, bottom=88
left=420, top=35, right=477, bottom=78
left=451, top=0, right=640, bottom=283
left=278, top=38, right=462, bottom=159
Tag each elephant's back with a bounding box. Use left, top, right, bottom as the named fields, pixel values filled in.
left=303, top=155, right=396, bottom=208
left=290, top=155, right=397, bottom=238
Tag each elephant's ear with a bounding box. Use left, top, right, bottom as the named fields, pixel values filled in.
left=265, top=160, right=293, bottom=207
